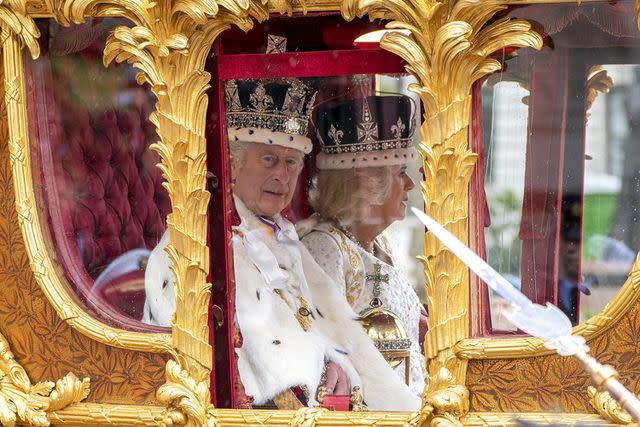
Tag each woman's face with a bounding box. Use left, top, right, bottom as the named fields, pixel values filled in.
left=371, top=164, right=415, bottom=226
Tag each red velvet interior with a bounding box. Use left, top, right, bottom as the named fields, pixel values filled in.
left=217, top=14, right=384, bottom=54
left=27, top=20, right=170, bottom=330
left=53, top=106, right=169, bottom=280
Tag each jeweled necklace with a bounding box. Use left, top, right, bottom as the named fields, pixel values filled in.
left=339, top=225, right=374, bottom=255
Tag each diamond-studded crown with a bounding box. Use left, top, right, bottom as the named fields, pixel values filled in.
left=314, top=95, right=415, bottom=155
left=225, top=78, right=317, bottom=137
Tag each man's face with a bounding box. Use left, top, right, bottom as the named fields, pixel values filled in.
left=232, top=143, right=305, bottom=217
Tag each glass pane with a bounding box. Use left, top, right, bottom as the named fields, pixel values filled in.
left=482, top=80, right=529, bottom=332
left=581, top=64, right=640, bottom=322
left=224, top=75, right=425, bottom=411
left=28, top=19, right=171, bottom=331
left=475, top=0, right=640, bottom=334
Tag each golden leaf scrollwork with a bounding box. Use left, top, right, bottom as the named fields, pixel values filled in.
left=55, top=1, right=302, bottom=424
left=0, top=0, right=40, bottom=58
left=156, top=360, right=215, bottom=427
left=0, top=332, right=90, bottom=427
left=423, top=367, right=469, bottom=427
left=288, top=407, right=327, bottom=427
left=585, top=66, right=614, bottom=122
left=57, top=0, right=274, bottom=380
left=588, top=386, right=633, bottom=425
left=55, top=0, right=269, bottom=377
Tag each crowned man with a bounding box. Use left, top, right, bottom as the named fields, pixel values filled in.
left=143, top=78, right=420, bottom=411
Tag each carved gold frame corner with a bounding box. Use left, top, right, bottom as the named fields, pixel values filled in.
left=0, top=331, right=90, bottom=426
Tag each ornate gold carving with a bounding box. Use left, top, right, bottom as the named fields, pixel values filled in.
left=156, top=360, right=214, bottom=427
left=462, top=412, right=619, bottom=426
left=49, top=403, right=166, bottom=426
left=46, top=407, right=625, bottom=427
left=342, top=0, right=542, bottom=424
left=585, top=66, right=614, bottom=122
left=588, top=386, right=633, bottom=425
left=0, top=331, right=90, bottom=426
left=274, top=0, right=336, bottom=13
left=288, top=407, right=328, bottom=427
left=26, top=0, right=55, bottom=18
left=0, top=0, right=338, bottom=18
left=400, top=367, right=469, bottom=427
left=0, top=0, right=40, bottom=58
left=55, top=0, right=275, bottom=379
left=457, top=254, right=640, bottom=359
left=212, top=408, right=419, bottom=426
left=349, top=386, right=367, bottom=412
left=58, top=0, right=265, bottom=423
left=422, top=368, right=469, bottom=427
left=2, top=31, right=173, bottom=354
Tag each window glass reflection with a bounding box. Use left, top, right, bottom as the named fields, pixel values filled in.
left=482, top=80, right=529, bottom=332
left=476, top=0, right=640, bottom=333
left=581, top=64, right=640, bottom=322
left=29, top=19, right=170, bottom=330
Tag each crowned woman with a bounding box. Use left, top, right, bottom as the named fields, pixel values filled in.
left=298, top=94, right=427, bottom=395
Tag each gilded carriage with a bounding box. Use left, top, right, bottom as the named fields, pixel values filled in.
left=1, top=0, right=640, bottom=425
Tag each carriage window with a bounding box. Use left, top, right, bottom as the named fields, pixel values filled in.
left=474, top=0, right=640, bottom=334
left=27, top=19, right=171, bottom=331
left=198, top=12, right=432, bottom=409
left=212, top=68, right=427, bottom=410
left=581, top=64, right=639, bottom=322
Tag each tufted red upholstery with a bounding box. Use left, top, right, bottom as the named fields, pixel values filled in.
left=54, top=106, right=170, bottom=279
left=31, top=29, right=171, bottom=328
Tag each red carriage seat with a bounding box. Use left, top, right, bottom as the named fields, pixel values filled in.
left=31, top=31, right=171, bottom=329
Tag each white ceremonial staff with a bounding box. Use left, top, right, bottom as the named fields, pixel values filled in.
left=411, top=207, right=640, bottom=422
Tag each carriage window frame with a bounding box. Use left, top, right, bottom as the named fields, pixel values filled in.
left=205, top=32, right=420, bottom=407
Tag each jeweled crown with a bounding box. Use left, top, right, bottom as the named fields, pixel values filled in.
left=225, top=78, right=317, bottom=137
left=314, top=95, right=415, bottom=155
